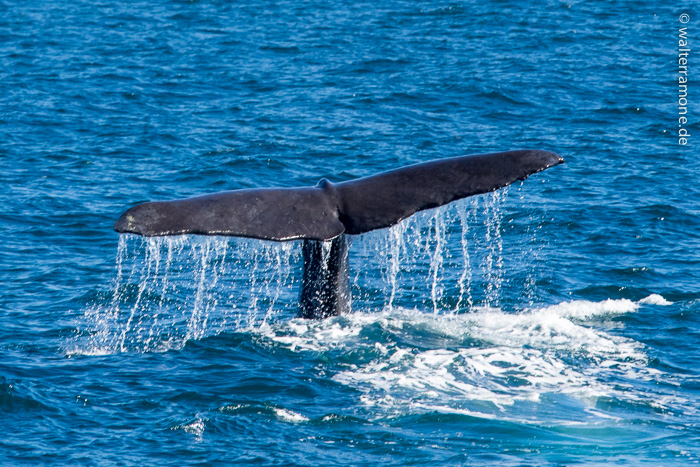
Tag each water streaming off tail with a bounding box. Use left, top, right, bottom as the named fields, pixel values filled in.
left=77, top=187, right=546, bottom=353
left=78, top=236, right=301, bottom=353
left=352, top=187, right=546, bottom=313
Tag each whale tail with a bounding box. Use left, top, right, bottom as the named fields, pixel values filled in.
left=114, top=149, right=564, bottom=319
left=114, top=150, right=563, bottom=240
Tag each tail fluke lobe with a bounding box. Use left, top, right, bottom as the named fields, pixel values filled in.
left=114, top=187, right=345, bottom=241
left=335, top=150, right=563, bottom=234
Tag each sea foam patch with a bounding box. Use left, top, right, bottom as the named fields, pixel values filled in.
left=638, top=294, right=673, bottom=306
left=258, top=296, right=679, bottom=422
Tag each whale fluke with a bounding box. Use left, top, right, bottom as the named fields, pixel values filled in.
left=114, top=150, right=563, bottom=240
left=114, top=149, right=563, bottom=319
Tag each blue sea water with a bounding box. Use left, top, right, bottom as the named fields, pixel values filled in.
left=1, top=0, right=699, bottom=464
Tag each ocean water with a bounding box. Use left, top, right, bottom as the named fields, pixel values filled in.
left=1, top=0, right=699, bottom=465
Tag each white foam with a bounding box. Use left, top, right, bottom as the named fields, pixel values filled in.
left=540, top=298, right=639, bottom=320
left=256, top=298, right=680, bottom=422
left=273, top=408, right=309, bottom=423
left=638, top=294, right=673, bottom=305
